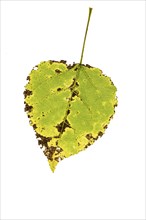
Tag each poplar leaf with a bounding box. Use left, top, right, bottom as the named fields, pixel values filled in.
left=24, top=8, right=118, bottom=172
left=24, top=61, right=117, bottom=172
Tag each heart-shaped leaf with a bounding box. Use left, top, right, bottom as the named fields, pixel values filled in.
left=24, top=8, right=117, bottom=172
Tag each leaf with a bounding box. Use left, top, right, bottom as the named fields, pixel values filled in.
left=24, top=8, right=118, bottom=172
left=24, top=61, right=117, bottom=172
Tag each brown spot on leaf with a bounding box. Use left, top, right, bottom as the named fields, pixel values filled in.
left=103, top=125, right=108, bottom=129
left=33, top=124, right=37, bottom=129
left=67, top=63, right=76, bottom=69
left=56, top=119, right=71, bottom=133
left=50, top=60, right=59, bottom=64
left=24, top=103, right=33, bottom=112
left=55, top=69, right=61, bottom=74
left=55, top=157, right=59, bottom=162
left=67, top=64, right=72, bottom=69
left=98, top=131, right=103, bottom=137
left=69, top=78, right=76, bottom=91
left=38, top=140, right=42, bottom=145
left=72, top=90, right=79, bottom=98
left=43, top=145, right=63, bottom=161
left=86, top=64, right=93, bottom=68
left=36, top=133, right=52, bottom=148
left=84, top=143, right=90, bottom=149
left=26, top=76, right=30, bottom=81
left=67, top=109, right=70, bottom=115
left=23, top=89, right=32, bottom=98
left=86, top=133, right=93, bottom=140
left=60, top=60, right=66, bottom=64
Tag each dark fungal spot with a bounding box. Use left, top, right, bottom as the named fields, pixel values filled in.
left=23, top=89, right=32, bottom=98
left=98, top=131, right=103, bottom=137
left=49, top=146, right=56, bottom=153
left=43, top=145, right=63, bottom=161
left=67, top=64, right=72, bottom=69
left=75, top=67, right=78, bottom=71
left=72, top=92, right=76, bottom=97
left=109, top=79, right=114, bottom=86
left=55, top=69, right=61, bottom=74
left=36, top=132, right=63, bottom=161
left=86, top=64, right=93, bottom=68
left=55, top=157, right=59, bottom=162
left=38, top=140, right=42, bottom=146
left=109, top=115, right=113, bottom=120
left=67, top=63, right=76, bottom=70
left=24, top=103, right=33, bottom=112
left=49, top=60, right=59, bottom=64
left=57, top=88, right=62, bottom=91
left=60, top=60, right=66, bottom=64
left=114, top=103, right=118, bottom=107
left=86, top=133, right=93, bottom=140
left=84, top=143, right=91, bottom=149
left=33, top=124, right=37, bottom=129
left=35, top=132, right=52, bottom=140
left=103, top=125, right=108, bottom=129
left=94, top=135, right=99, bottom=141
left=69, top=78, right=76, bottom=91
left=56, top=119, right=71, bottom=133
left=71, top=63, right=76, bottom=69
left=35, top=132, right=52, bottom=149
left=26, top=76, right=30, bottom=81
left=33, top=65, right=38, bottom=70
left=72, top=90, right=79, bottom=98
left=76, top=81, right=79, bottom=86
left=54, top=135, right=60, bottom=138
left=41, top=137, right=52, bottom=144
left=43, top=146, right=56, bottom=161
left=67, top=109, right=70, bottom=115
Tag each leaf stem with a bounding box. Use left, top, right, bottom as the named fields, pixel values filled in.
left=79, top=7, right=93, bottom=65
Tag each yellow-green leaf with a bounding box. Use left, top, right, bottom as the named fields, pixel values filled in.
left=24, top=8, right=118, bottom=172
left=24, top=61, right=117, bottom=172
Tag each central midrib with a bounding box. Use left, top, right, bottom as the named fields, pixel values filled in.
left=58, top=64, right=81, bottom=138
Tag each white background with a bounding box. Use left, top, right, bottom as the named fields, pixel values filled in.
left=1, top=1, right=145, bottom=219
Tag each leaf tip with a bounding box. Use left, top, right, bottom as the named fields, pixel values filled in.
left=48, top=160, right=58, bottom=173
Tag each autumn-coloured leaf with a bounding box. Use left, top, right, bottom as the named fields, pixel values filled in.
left=24, top=8, right=117, bottom=172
